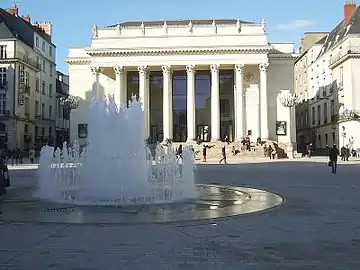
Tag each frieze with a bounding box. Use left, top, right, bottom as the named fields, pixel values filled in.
left=85, top=47, right=271, bottom=57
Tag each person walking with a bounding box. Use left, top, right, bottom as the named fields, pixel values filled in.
left=202, top=144, right=207, bottom=162
left=329, top=144, right=339, bottom=174
left=219, top=145, right=227, bottom=164
left=29, top=147, right=35, bottom=164
left=0, top=155, right=9, bottom=214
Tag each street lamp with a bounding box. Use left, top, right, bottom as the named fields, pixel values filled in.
left=60, top=95, right=80, bottom=112
left=279, top=92, right=301, bottom=108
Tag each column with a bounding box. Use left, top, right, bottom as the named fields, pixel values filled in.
left=186, top=65, right=196, bottom=142
left=210, top=64, right=220, bottom=141
left=162, top=65, right=173, bottom=141
left=90, top=66, right=102, bottom=99
left=138, top=65, right=150, bottom=138
left=259, top=63, right=269, bottom=139
left=234, top=64, right=244, bottom=140
left=113, top=66, right=127, bottom=107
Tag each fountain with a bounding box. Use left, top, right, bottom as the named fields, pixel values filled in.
left=37, top=96, right=198, bottom=205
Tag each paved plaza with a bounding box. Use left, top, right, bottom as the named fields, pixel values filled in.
left=1, top=160, right=360, bottom=269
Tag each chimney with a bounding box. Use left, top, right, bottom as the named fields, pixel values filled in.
left=6, top=4, right=18, bottom=16
left=22, top=15, right=31, bottom=23
left=344, top=1, right=357, bottom=23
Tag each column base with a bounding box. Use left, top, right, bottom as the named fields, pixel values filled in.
left=211, top=138, right=220, bottom=142
left=186, top=139, right=196, bottom=143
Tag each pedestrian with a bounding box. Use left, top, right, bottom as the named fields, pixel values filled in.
left=329, top=144, right=339, bottom=174
left=29, top=147, right=36, bottom=164
left=219, top=145, right=227, bottom=164
left=202, top=144, right=207, bottom=162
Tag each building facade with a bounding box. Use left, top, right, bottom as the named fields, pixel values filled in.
left=0, top=5, right=56, bottom=151
left=295, top=1, right=360, bottom=152
left=55, top=71, right=70, bottom=145
left=66, top=19, right=296, bottom=147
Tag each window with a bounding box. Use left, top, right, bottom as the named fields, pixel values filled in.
left=49, top=127, right=52, bottom=136
left=35, top=126, right=39, bottom=137
left=317, top=105, right=321, bottom=125
left=340, top=66, right=344, bottom=83
left=0, top=93, right=7, bottom=114
left=50, top=64, right=53, bottom=76
left=41, top=103, right=45, bottom=117
left=42, top=41, right=45, bottom=52
left=0, top=45, right=7, bottom=59
left=330, top=99, right=335, bottom=116
left=41, top=127, right=45, bottom=136
left=220, top=99, right=230, bottom=117
left=49, top=84, right=52, bottom=97
left=35, top=78, right=39, bottom=92
left=49, top=46, right=52, bottom=57
left=35, top=101, right=39, bottom=116
left=24, top=124, right=28, bottom=133
left=0, top=67, right=7, bottom=86
left=24, top=97, right=29, bottom=114
left=323, top=102, right=328, bottom=123
left=35, top=37, right=39, bottom=47
left=42, top=59, right=46, bottom=72
left=332, top=132, right=336, bottom=143
left=312, top=107, right=315, bottom=124
left=42, top=81, right=45, bottom=94
left=49, top=105, right=52, bottom=119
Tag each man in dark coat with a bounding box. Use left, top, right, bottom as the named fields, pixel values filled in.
left=329, top=144, right=339, bottom=174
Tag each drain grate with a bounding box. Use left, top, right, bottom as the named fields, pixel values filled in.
left=41, top=207, right=76, bottom=213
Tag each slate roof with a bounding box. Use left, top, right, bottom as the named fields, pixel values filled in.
left=0, top=8, right=53, bottom=47
left=317, top=6, right=360, bottom=59
left=106, top=19, right=254, bottom=28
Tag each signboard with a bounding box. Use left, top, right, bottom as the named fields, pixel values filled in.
left=18, top=65, right=25, bottom=105
left=78, top=123, right=88, bottom=138
left=276, top=121, right=287, bottom=136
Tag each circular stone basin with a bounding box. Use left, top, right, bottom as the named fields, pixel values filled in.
left=0, top=184, right=283, bottom=224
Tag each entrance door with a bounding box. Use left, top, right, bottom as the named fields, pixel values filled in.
left=220, top=121, right=232, bottom=141
left=197, top=125, right=209, bottom=142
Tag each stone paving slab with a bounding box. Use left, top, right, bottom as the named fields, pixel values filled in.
left=1, top=162, right=360, bottom=269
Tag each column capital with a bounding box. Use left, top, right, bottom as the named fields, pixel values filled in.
left=113, top=66, right=124, bottom=75
left=137, top=65, right=148, bottom=75
left=259, top=63, right=269, bottom=72
left=161, top=65, right=172, bottom=75
left=235, top=64, right=244, bottom=73
left=186, top=65, right=195, bottom=74
left=210, top=64, right=220, bottom=73
left=90, top=66, right=102, bottom=75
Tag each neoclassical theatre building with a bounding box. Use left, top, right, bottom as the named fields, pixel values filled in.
left=66, top=19, right=297, bottom=145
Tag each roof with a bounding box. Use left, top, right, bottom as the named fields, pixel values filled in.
left=317, top=6, right=360, bottom=59
left=0, top=8, right=34, bottom=47
left=0, top=8, right=53, bottom=47
left=106, top=19, right=255, bottom=28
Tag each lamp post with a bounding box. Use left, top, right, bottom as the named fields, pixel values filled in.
left=59, top=95, right=80, bottom=112
left=59, top=95, right=79, bottom=143
left=278, top=92, right=301, bottom=158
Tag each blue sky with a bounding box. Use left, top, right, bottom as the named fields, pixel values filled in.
left=2, top=0, right=347, bottom=73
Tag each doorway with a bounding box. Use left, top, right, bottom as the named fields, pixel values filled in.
left=197, top=125, right=210, bottom=142
left=220, top=120, right=233, bottom=141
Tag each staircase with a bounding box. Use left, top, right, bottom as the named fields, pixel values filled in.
left=171, top=140, right=294, bottom=160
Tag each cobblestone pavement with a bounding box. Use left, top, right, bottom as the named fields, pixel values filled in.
left=1, top=162, right=360, bottom=269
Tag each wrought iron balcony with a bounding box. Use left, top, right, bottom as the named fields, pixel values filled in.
left=331, top=110, right=360, bottom=123
left=0, top=80, right=8, bottom=89
left=0, top=51, right=41, bottom=71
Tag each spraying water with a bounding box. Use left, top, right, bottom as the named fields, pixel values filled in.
left=37, top=96, right=198, bottom=205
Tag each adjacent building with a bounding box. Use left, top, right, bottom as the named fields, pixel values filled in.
left=295, top=1, right=360, bottom=152
left=0, top=5, right=56, bottom=151
left=55, top=71, right=70, bottom=145
left=66, top=18, right=297, bottom=150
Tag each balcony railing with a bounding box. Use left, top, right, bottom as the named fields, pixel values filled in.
left=330, top=46, right=360, bottom=66
left=0, top=51, right=41, bottom=70
left=0, top=110, right=10, bottom=116
left=0, top=80, right=7, bottom=89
